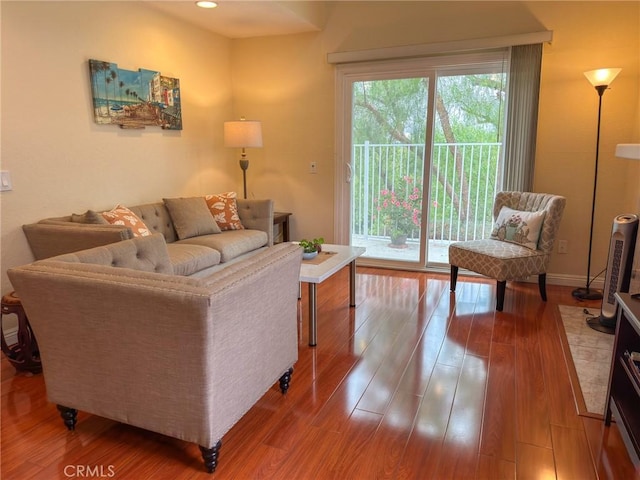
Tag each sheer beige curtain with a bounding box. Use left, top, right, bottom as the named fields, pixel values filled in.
left=503, top=43, right=543, bottom=191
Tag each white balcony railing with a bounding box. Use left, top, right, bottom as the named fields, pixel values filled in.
left=352, top=141, right=502, bottom=244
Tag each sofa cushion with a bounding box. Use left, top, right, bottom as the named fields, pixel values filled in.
left=205, top=192, right=245, bottom=231
left=127, top=203, right=178, bottom=243
left=71, top=210, right=109, bottom=225
left=50, top=233, right=174, bottom=274
left=163, top=197, right=221, bottom=240
left=101, top=205, right=152, bottom=237
left=166, top=243, right=221, bottom=276
left=176, top=229, right=268, bottom=263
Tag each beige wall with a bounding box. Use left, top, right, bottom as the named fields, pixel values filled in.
left=0, top=1, right=235, bottom=294
left=233, top=1, right=640, bottom=285
left=1, top=1, right=639, bottom=296
left=529, top=1, right=640, bottom=283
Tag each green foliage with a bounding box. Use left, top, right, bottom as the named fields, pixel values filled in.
left=299, top=238, right=324, bottom=253
left=375, top=176, right=422, bottom=236
left=351, top=68, right=506, bottom=240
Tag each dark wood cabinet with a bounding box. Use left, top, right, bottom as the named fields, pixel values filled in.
left=606, top=293, right=640, bottom=466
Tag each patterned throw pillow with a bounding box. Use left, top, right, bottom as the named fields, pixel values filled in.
left=204, top=192, right=245, bottom=231
left=101, top=205, right=151, bottom=237
left=490, top=206, right=546, bottom=250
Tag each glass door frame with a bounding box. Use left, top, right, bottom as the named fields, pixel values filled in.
left=335, top=58, right=437, bottom=270
left=334, top=52, right=508, bottom=271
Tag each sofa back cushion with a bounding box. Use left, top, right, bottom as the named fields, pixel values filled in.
left=50, top=234, right=174, bottom=274
left=163, top=197, right=222, bottom=239
left=127, top=203, right=179, bottom=243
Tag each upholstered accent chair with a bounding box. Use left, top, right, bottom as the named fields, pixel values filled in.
left=449, top=191, right=566, bottom=311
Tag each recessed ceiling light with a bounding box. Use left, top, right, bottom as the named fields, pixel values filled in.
left=196, top=1, right=218, bottom=8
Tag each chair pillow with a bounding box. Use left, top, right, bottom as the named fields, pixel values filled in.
left=204, top=192, right=245, bottom=231
left=101, top=205, right=151, bottom=237
left=163, top=197, right=221, bottom=240
left=490, top=206, right=546, bottom=250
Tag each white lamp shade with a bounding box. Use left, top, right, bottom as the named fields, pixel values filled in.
left=584, top=68, right=622, bottom=87
left=224, top=120, right=263, bottom=148
left=615, top=144, right=640, bottom=160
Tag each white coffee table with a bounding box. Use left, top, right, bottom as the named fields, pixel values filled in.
left=299, top=244, right=366, bottom=346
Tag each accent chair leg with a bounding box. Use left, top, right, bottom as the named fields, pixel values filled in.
left=200, top=440, right=222, bottom=473
left=450, top=266, right=459, bottom=292
left=538, top=273, right=547, bottom=302
left=56, top=405, right=78, bottom=431
left=496, top=281, right=506, bottom=312
left=279, top=367, right=293, bottom=394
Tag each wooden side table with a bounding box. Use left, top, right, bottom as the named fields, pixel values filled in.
left=1, top=291, right=42, bottom=373
left=273, top=212, right=292, bottom=243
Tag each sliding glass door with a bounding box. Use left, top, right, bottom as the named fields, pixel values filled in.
left=350, top=76, right=432, bottom=265
left=336, top=53, right=507, bottom=269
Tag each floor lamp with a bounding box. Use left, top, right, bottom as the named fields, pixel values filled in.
left=572, top=67, right=621, bottom=301
left=224, top=118, right=263, bottom=199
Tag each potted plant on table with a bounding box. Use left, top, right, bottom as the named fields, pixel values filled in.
left=375, top=176, right=422, bottom=248
left=299, top=237, right=324, bottom=259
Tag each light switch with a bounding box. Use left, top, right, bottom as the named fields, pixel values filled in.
left=1, top=171, right=13, bottom=191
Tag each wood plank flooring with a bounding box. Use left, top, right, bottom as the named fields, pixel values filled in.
left=2, top=267, right=639, bottom=479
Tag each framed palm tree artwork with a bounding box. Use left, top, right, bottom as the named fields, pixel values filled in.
left=89, top=59, right=182, bottom=130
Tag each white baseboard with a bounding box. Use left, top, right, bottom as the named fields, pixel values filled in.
left=358, top=259, right=604, bottom=290
left=546, top=273, right=604, bottom=290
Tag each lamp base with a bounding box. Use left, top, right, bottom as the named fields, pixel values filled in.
left=586, top=315, right=616, bottom=335
left=572, top=287, right=603, bottom=301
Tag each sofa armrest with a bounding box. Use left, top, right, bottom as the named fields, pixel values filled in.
left=236, top=199, right=274, bottom=246
left=22, top=222, right=133, bottom=260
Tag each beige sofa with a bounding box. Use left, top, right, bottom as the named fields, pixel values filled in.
left=7, top=235, right=302, bottom=473
left=22, top=198, right=274, bottom=277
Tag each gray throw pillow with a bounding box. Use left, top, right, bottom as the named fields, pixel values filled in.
left=163, top=197, right=221, bottom=240
left=71, top=210, right=109, bottom=225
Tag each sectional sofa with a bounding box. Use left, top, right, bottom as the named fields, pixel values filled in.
left=8, top=235, right=302, bottom=473
left=22, top=194, right=274, bottom=277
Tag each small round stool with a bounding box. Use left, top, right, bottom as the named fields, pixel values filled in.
left=1, top=291, right=42, bottom=373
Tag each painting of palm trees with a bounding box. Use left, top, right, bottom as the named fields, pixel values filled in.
left=89, top=59, right=182, bottom=130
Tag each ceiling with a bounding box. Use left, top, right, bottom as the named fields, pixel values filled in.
left=144, top=1, right=326, bottom=39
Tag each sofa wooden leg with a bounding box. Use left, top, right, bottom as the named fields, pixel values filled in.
left=496, top=281, right=506, bottom=312
left=279, top=367, right=293, bottom=394
left=538, top=273, right=547, bottom=302
left=450, top=266, right=459, bottom=292
left=56, top=405, right=77, bottom=431
left=200, top=440, right=222, bottom=473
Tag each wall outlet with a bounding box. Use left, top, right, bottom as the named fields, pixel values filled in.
left=309, top=161, right=317, bottom=174
left=558, top=239, right=568, bottom=254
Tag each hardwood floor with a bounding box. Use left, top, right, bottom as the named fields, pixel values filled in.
left=2, top=267, right=639, bottom=479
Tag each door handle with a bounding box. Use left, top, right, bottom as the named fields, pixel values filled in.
left=346, top=163, right=352, bottom=183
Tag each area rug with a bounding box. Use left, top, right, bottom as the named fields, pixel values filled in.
left=558, top=305, right=615, bottom=417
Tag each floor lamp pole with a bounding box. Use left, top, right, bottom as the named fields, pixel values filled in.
left=573, top=85, right=607, bottom=301
left=239, top=156, right=249, bottom=200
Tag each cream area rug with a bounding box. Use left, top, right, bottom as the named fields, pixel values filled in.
left=558, top=305, right=615, bottom=417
